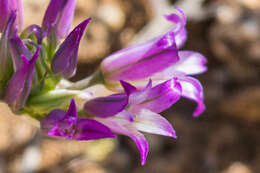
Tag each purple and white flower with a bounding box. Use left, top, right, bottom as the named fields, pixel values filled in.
left=84, top=79, right=182, bottom=165
left=100, top=9, right=207, bottom=116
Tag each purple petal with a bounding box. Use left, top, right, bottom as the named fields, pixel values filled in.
left=126, top=127, right=149, bottom=166
left=65, top=98, right=77, bottom=118
left=51, top=19, right=91, bottom=78
left=173, top=51, right=207, bottom=75
left=42, top=0, right=76, bottom=39
left=95, top=117, right=149, bottom=165
left=175, top=27, right=187, bottom=49
left=56, top=0, right=76, bottom=39
left=42, top=0, right=62, bottom=31
left=15, top=47, right=40, bottom=109
left=133, top=109, right=177, bottom=138
left=101, top=9, right=189, bottom=82
left=41, top=109, right=67, bottom=137
left=177, top=76, right=205, bottom=117
left=120, top=80, right=137, bottom=96
left=73, top=118, right=116, bottom=140
left=127, top=80, right=153, bottom=105
left=10, top=32, right=32, bottom=71
left=130, top=79, right=182, bottom=113
left=101, top=33, right=179, bottom=82
left=84, top=94, right=128, bottom=118
left=164, top=8, right=187, bottom=48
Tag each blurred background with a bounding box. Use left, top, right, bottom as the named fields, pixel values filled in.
left=0, top=0, right=260, bottom=172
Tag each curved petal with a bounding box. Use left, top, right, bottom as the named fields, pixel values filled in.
left=177, top=76, right=205, bottom=117
left=133, top=109, right=177, bottom=138
left=175, top=27, right=187, bottom=49
left=101, top=34, right=179, bottom=81
left=84, top=94, right=128, bottom=118
left=173, top=51, right=207, bottom=75
left=131, top=79, right=182, bottom=113
left=95, top=117, right=149, bottom=165
left=126, top=126, right=149, bottom=166
left=164, top=8, right=187, bottom=48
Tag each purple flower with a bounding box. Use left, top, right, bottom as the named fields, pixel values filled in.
left=40, top=99, right=116, bottom=140
left=4, top=47, right=40, bottom=111
left=100, top=9, right=207, bottom=116
left=51, top=19, right=91, bottom=78
left=0, top=0, right=23, bottom=32
left=100, top=9, right=186, bottom=83
left=84, top=80, right=182, bottom=165
left=42, top=0, right=76, bottom=40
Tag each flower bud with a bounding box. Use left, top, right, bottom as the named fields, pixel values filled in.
left=42, top=0, right=76, bottom=41
left=0, top=11, right=16, bottom=91
left=51, top=18, right=91, bottom=78
left=0, top=0, right=23, bottom=32
left=4, top=47, right=40, bottom=111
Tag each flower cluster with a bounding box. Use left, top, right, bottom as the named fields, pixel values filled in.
left=0, top=0, right=207, bottom=165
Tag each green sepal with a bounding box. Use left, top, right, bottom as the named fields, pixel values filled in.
left=24, top=89, right=77, bottom=119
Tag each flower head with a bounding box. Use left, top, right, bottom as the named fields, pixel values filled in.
left=100, top=9, right=186, bottom=84
left=100, top=9, right=207, bottom=116
left=84, top=79, right=182, bottom=165
left=41, top=99, right=116, bottom=140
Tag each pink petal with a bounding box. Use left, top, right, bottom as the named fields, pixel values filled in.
left=173, top=51, right=207, bottom=75
left=95, top=116, right=149, bottom=165
left=133, top=109, right=177, bottom=138
left=177, top=76, right=205, bottom=117
left=130, top=79, right=182, bottom=113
